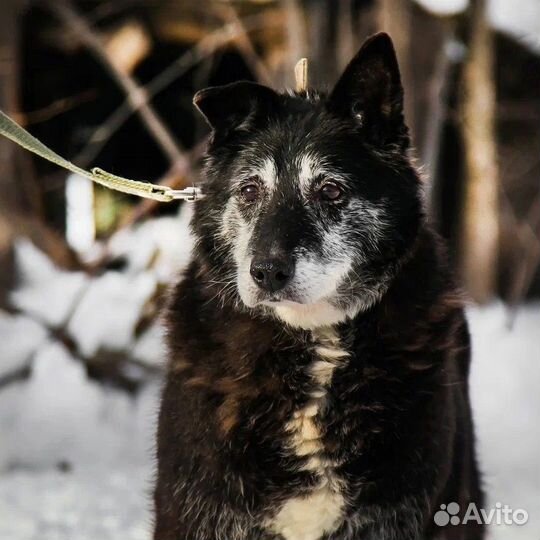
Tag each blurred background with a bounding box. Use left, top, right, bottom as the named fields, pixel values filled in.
left=0, top=0, right=539, bottom=539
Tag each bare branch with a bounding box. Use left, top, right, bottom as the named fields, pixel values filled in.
left=215, top=3, right=274, bottom=87
left=282, top=0, right=308, bottom=86
left=458, top=0, right=499, bottom=303
left=506, top=193, right=540, bottom=324
left=74, top=13, right=275, bottom=168
left=422, top=31, right=459, bottom=218
left=23, top=90, right=97, bottom=124
left=46, top=0, right=190, bottom=176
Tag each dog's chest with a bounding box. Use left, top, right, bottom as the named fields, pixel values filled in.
left=266, top=328, right=349, bottom=540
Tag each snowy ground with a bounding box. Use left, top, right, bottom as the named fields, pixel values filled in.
left=469, top=304, right=540, bottom=539
left=0, top=467, right=153, bottom=540
left=0, top=302, right=538, bottom=539
left=415, top=0, right=540, bottom=52
left=0, top=348, right=160, bottom=540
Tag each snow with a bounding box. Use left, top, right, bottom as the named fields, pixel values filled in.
left=0, top=468, right=153, bottom=540
left=0, top=341, right=158, bottom=540
left=66, top=271, right=157, bottom=357
left=0, top=301, right=539, bottom=539
left=105, top=207, right=194, bottom=282
left=0, top=311, right=48, bottom=379
left=0, top=341, right=159, bottom=471
left=66, top=174, right=96, bottom=253
left=468, top=303, right=540, bottom=539
left=8, top=207, right=194, bottom=361
left=10, top=239, right=89, bottom=328
left=488, top=0, right=540, bottom=52
left=415, top=0, right=468, bottom=14
left=415, top=0, right=540, bottom=52
left=131, top=323, right=167, bottom=369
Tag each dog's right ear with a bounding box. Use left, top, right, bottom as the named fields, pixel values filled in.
left=193, top=81, right=279, bottom=133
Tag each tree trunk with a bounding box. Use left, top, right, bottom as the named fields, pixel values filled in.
left=377, top=0, right=415, bottom=138
left=302, top=0, right=377, bottom=89
left=0, top=0, right=76, bottom=306
left=0, top=0, right=35, bottom=216
left=458, top=0, right=499, bottom=303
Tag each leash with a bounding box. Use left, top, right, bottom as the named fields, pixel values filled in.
left=0, top=59, right=310, bottom=203
left=0, top=109, right=202, bottom=202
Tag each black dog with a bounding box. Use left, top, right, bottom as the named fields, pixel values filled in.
left=154, top=33, right=484, bottom=540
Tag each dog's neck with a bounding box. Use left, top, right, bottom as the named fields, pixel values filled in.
left=266, top=299, right=356, bottom=330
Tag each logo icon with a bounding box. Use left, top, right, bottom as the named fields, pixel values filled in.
left=434, top=503, right=461, bottom=526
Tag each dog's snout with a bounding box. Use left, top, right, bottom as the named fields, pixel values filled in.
left=250, top=257, right=294, bottom=293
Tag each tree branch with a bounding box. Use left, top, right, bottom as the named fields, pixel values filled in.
left=506, top=193, right=540, bottom=325
left=46, top=0, right=191, bottom=177
left=215, top=3, right=274, bottom=87
left=72, top=12, right=275, bottom=169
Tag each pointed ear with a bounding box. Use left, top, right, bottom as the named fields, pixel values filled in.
left=328, top=33, right=409, bottom=148
left=193, top=81, right=279, bottom=133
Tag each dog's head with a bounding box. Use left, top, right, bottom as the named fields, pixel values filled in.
left=192, top=33, right=423, bottom=329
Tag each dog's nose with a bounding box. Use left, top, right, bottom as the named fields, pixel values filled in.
left=250, top=257, right=294, bottom=293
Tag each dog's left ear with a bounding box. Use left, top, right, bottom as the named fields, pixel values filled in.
left=194, top=81, right=279, bottom=134
left=328, top=32, right=408, bottom=149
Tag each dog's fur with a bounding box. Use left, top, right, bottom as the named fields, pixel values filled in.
left=154, top=33, right=484, bottom=540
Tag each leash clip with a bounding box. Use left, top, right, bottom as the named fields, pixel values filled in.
left=168, top=186, right=203, bottom=202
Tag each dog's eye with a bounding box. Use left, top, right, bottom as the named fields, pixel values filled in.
left=319, top=182, right=343, bottom=201
left=240, top=182, right=260, bottom=202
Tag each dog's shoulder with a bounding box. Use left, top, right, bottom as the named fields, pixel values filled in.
left=365, top=226, right=469, bottom=375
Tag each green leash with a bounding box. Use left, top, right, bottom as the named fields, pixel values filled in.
left=0, top=109, right=201, bottom=202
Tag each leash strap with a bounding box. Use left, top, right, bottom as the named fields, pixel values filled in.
left=0, top=109, right=201, bottom=202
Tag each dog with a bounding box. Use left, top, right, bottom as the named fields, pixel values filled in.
left=154, top=33, right=484, bottom=540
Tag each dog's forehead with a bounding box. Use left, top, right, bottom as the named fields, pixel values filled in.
left=230, top=103, right=357, bottom=191
left=240, top=130, right=345, bottom=192
left=251, top=151, right=328, bottom=192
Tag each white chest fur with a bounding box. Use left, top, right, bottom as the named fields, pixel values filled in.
left=267, top=328, right=349, bottom=540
